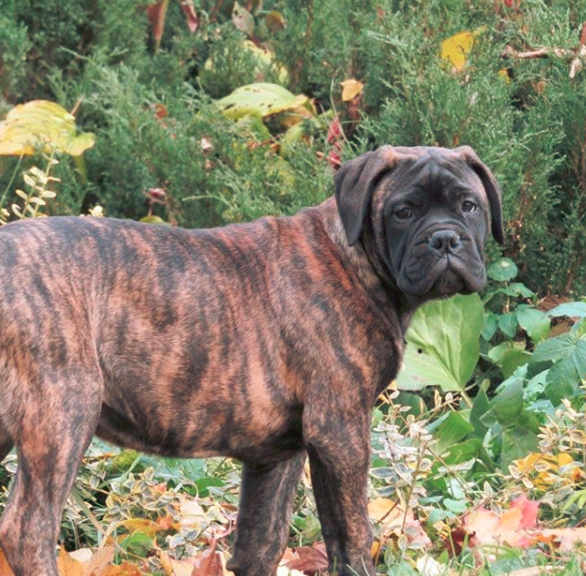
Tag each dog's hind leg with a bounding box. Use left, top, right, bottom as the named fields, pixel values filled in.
left=227, top=452, right=306, bottom=576
left=0, top=369, right=102, bottom=576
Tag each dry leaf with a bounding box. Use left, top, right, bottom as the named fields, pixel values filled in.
left=101, top=563, right=142, bottom=576
left=463, top=495, right=539, bottom=549
left=536, top=527, right=586, bottom=552
left=57, top=547, right=85, bottom=576
left=191, top=539, right=225, bottom=576
left=0, top=551, right=15, bottom=576
left=340, top=79, right=364, bottom=102
left=280, top=543, right=329, bottom=575
left=441, top=31, right=477, bottom=72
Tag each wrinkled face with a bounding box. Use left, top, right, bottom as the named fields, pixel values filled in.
left=374, top=154, right=490, bottom=299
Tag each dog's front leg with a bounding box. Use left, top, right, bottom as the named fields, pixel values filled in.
left=227, top=452, right=306, bottom=576
left=304, top=406, right=376, bottom=576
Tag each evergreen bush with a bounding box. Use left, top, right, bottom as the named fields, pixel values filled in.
left=0, top=0, right=585, bottom=295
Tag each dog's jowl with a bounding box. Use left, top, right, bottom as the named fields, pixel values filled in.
left=0, top=146, right=503, bottom=576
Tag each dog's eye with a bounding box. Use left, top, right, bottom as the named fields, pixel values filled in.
left=462, top=200, right=477, bottom=213
left=394, top=207, right=413, bottom=220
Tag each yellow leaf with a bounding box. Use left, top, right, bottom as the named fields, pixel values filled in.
left=341, top=79, right=364, bottom=102
left=0, top=100, right=95, bottom=157
left=440, top=31, right=476, bottom=72
left=513, top=452, right=582, bottom=489
left=117, top=517, right=162, bottom=536
left=368, top=497, right=405, bottom=527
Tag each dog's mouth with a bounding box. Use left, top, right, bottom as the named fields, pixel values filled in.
left=398, top=253, right=487, bottom=299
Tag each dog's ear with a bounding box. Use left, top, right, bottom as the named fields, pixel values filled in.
left=455, top=146, right=505, bottom=245
left=334, top=146, right=397, bottom=246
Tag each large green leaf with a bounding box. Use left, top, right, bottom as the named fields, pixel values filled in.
left=0, top=100, right=95, bottom=157
left=397, top=294, right=484, bottom=392
left=217, top=82, right=314, bottom=123
left=532, top=322, right=586, bottom=401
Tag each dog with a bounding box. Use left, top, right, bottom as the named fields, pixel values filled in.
left=0, top=145, right=503, bottom=576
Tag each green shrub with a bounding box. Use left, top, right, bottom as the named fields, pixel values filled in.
left=1, top=0, right=586, bottom=294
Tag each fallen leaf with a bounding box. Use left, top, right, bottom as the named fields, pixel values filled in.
left=191, top=539, right=225, bottom=576
left=536, top=527, right=586, bottom=552
left=159, top=549, right=197, bottom=576
left=57, top=547, right=85, bottom=576
left=463, top=495, right=539, bottom=549
left=81, top=546, right=116, bottom=576
left=0, top=551, right=15, bottom=576
left=101, top=563, right=142, bottom=576
left=280, top=543, right=329, bottom=575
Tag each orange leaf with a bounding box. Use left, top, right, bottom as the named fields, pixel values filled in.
left=57, top=547, right=85, bottom=576
left=101, top=563, right=142, bottom=576
left=281, top=543, right=329, bottom=574
left=0, top=551, right=15, bottom=576
left=118, top=517, right=163, bottom=537
left=464, top=496, right=539, bottom=549
left=536, top=527, right=586, bottom=552
left=191, top=540, right=225, bottom=576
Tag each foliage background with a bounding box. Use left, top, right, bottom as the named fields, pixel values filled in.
left=1, top=0, right=586, bottom=295
left=2, top=1, right=586, bottom=575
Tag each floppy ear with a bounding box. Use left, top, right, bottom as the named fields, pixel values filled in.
left=455, top=146, right=505, bottom=245
left=334, top=145, right=397, bottom=246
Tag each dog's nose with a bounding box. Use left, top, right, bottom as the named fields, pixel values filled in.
left=429, top=230, right=461, bottom=253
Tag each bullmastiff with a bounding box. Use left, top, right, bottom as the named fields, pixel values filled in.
left=0, top=145, right=503, bottom=576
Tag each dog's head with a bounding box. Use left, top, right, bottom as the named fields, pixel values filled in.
left=334, top=145, right=504, bottom=301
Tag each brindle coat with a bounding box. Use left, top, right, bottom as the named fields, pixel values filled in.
left=0, top=146, right=503, bottom=576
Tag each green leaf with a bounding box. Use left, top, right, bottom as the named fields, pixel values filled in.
left=498, top=312, right=518, bottom=338
left=532, top=324, right=586, bottom=392
left=482, top=377, right=524, bottom=427
left=397, top=294, right=484, bottom=392
left=501, top=425, right=538, bottom=468
left=0, top=100, right=95, bottom=157
left=516, top=305, right=551, bottom=342
left=547, top=302, right=586, bottom=319
left=488, top=341, right=531, bottom=379
left=488, top=257, right=518, bottom=282
left=443, top=437, right=483, bottom=465
left=482, top=311, right=498, bottom=341
left=470, top=384, right=490, bottom=437
left=217, top=83, right=314, bottom=122
left=431, top=411, right=474, bottom=455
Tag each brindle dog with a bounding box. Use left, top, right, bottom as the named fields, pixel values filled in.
left=0, top=146, right=503, bottom=576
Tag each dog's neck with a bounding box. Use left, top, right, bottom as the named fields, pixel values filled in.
left=317, top=198, right=414, bottom=335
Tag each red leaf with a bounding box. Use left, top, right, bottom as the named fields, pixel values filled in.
left=282, top=543, right=329, bottom=575
left=179, top=0, right=199, bottom=33
left=191, top=540, right=224, bottom=576
left=146, top=0, right=169, bottom=44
